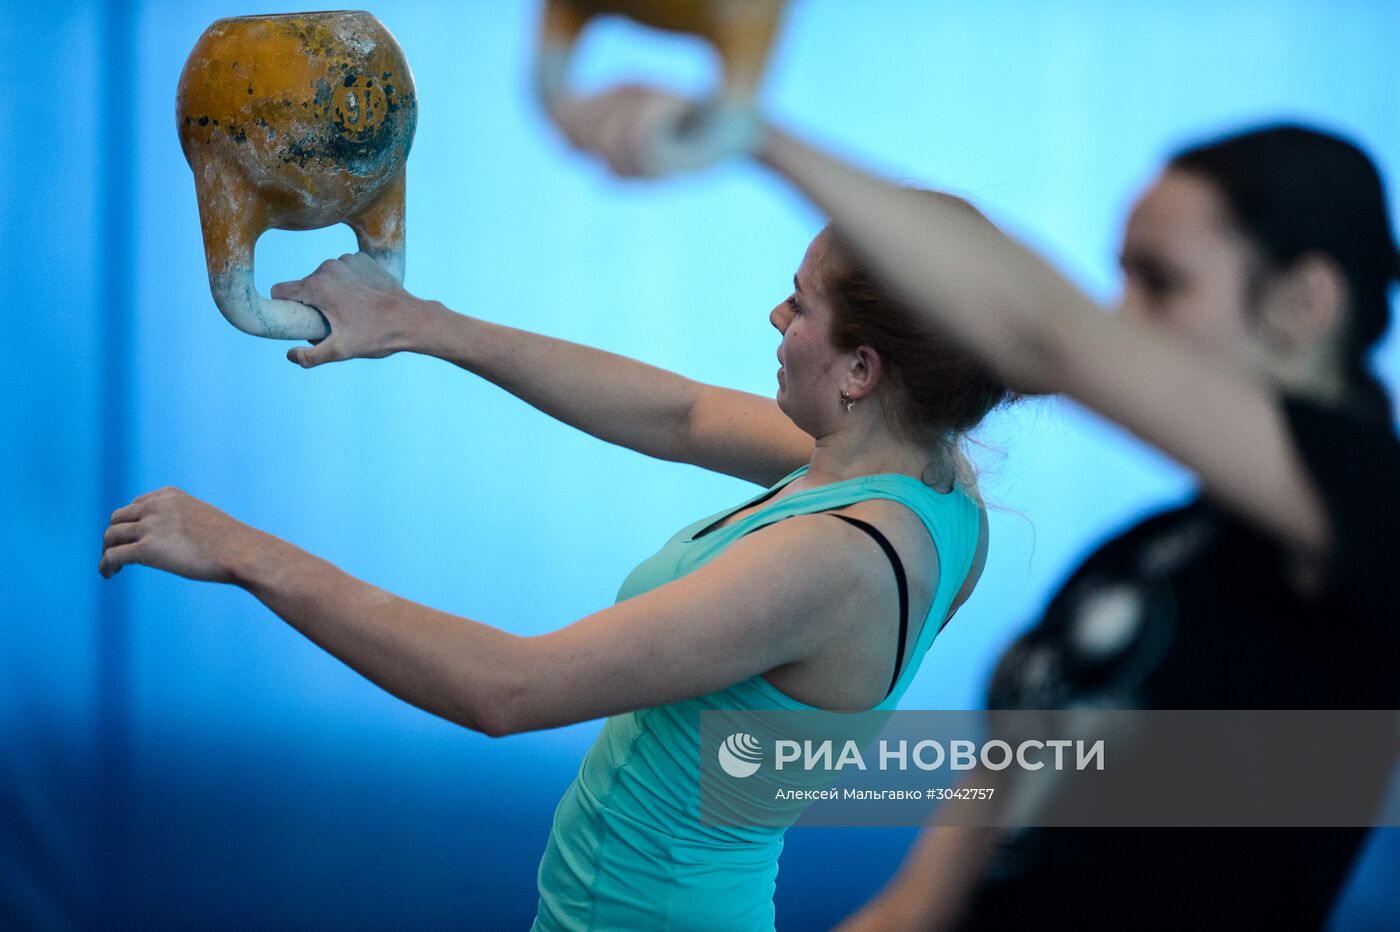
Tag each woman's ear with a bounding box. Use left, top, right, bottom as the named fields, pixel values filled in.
left=1258, top=252, right=1347, bottom=354
left=845, top=345, right=883, bottom=400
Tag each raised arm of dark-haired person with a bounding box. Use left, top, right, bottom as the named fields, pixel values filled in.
left=270, top=254, right=811, bottom=487
left=755, top=127, right=1333, bottom=557
left=551, top=90, right=1332, bottom=563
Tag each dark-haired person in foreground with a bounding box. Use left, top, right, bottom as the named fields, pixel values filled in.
left=554, top=91, right=1400, bottom=927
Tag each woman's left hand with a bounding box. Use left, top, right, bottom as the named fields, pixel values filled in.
left=99, top=487, right=262, bottom=582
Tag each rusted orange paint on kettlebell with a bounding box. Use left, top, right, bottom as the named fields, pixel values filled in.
left=177, top=11, right=417, bottom=339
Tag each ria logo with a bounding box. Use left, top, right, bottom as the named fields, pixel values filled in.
left=718, top=733, right=763, bottom=778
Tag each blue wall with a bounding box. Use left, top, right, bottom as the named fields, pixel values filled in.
left=4, top=1, right=1398, bottom=927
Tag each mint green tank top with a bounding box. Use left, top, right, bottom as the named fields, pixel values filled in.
left=532, top=466, right=982, bottom=931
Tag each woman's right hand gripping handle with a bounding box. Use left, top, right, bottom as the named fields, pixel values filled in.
left=271, top=252, right=438, bottom=368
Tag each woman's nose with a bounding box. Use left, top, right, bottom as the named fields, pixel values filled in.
left=770, top=300, right=792, bottom=332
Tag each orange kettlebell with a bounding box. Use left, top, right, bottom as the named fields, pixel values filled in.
left=177, top=11, right=417, bottom=340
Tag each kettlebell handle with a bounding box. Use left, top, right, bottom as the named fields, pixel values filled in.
left=535, top=0, right=784, bottom=173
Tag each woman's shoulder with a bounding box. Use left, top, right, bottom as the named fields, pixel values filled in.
left=813, top=496, right=946, bottom=591
left=845, top=475, right=984, bottom=555
left=827, top=496, right=939, bottom=546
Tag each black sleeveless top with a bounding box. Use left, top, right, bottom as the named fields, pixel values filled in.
left=955, top=398, right=1400, bottom=931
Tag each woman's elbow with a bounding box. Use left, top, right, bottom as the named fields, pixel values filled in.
left=456, top=636, right=534, bottom=738
left=999, top=322, right=1070, bottom=396
left=472, top=707, right=517, bottom=739
left=993, top=285, right=1093, bottom=396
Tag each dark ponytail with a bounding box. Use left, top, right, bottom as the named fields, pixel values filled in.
left=1170, top=125, right=1397, bottom=425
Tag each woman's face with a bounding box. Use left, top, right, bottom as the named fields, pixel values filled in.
left=1117, top=169, right=1270, bottom=368
left=770, top=231, right=852, bottom=433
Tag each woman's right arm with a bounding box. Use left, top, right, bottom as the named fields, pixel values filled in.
left=271, top=254, right=812, bottom=487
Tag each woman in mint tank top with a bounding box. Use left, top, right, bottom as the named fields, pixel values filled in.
left=100, top=216, right=1009, bottom=928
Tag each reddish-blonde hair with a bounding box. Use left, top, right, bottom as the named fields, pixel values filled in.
left=821, top=192, right=1010, bottom=459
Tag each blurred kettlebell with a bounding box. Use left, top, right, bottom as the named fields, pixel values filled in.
left=536, top=0, right=787, bottom=173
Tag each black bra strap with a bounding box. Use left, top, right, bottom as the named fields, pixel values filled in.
left=829, top=514, right=910, bottom=699
left=692, top=482, right=787, bottom=540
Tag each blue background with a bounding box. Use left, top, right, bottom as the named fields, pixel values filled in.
left=4, top=1, right=1398, bottom=927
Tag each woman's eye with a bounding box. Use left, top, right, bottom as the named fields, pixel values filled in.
left=1127, top=263, right=1179, bottom=300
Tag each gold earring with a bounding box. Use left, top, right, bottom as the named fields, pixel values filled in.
left=840, top=390, right=855, bottom=413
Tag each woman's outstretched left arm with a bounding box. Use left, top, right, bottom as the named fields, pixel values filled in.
left=100, top=487, right=890, bottom=734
